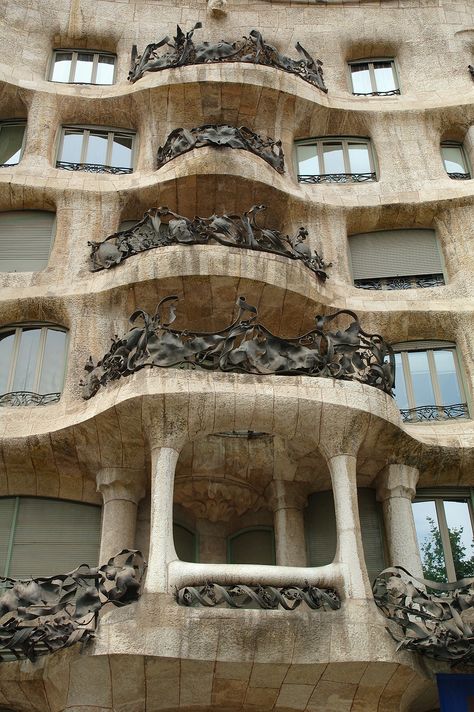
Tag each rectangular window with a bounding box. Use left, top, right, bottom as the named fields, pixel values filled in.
left=349, top=59, right=399, bottom=96
left=50, top=50, right=116, bottom=85
left=0, top=122, right=26, bottom=166
left=441, top=142, right=471, bottom=180
left=56, top=127, right=135, bottom=174
left=296, top=137, right=376, bottom=183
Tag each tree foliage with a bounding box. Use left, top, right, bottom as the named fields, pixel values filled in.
left=421, top=516, right=474, bottom=582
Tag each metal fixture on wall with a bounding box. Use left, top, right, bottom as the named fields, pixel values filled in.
left=88, top=205, right=330, bottom=279
left=129, top=24, right=326, bottom=92
left=0, top=550, right=146, bottom=662
left=0, top=391, right=61, bottom=407
left=176, top=582, right=341, bottom=610
left=156, top=125, right=284, bottom=173
left=81, top=295, right=394, bottom=399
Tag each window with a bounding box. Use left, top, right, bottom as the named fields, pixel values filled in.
left=0, top=210, right=55, bottom=272
left=441, top=141, right=471, bottom=180
left=349, top=229, right=445, bottom=290
left=0, top=324, right=68, bottom=406
left=227, top=527, right=275, bottom=565
left=0, top=497, right=101, bottom=578
left=56, top=127, right=135, bottom=174
left=349, top=59, right=400, bottom=96
left=413, top=489, right=474, bottom=582
left=393, top=342, right=468, bottom=423
left=173, top=523, right=198, bottom=562
left=296, top=137, right=376, bottom=183
left=0, top=121, right=26, bottom=167
left=50, top=50, right=116, bottom=85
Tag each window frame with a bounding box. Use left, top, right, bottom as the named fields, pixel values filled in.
left=0, top=120, right=27, bottom=167
left=348, top=58, right=400, bottom=96
left=414, top=488, right=474, bottom=582
left=56, top=125, right=136, bottom=173
left=49, top=50, right=117, bottom=85
left=393, top=341, right=469, bottom=422
left=295, top=136, right=377, bottom=183
left=440, top=140, right=471, bottom=180
left=0, top=323, right=69, bottom=402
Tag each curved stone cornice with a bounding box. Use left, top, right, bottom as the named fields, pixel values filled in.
left=174, top=477, right=265, bottom=521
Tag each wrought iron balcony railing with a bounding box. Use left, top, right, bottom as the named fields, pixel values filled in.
left=400, top=403, right=469, bottom=423
left=447, top=172, right=471, bottom=180
left=0, top=391, right=61, bottom=407
left=355, top=274, right=445, bottom=291
left=55, top=161, right=133, bottom=174
left=298, top=172, right=376, bottom=184
left=0, top=162, right=18, bottom=168
left=176, top=583, right=340, bottom=611
left=353, top=89, right=400, bottom=97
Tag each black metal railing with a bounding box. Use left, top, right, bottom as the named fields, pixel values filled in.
left=447, top=172, right=471, bottom=180
left=176, top=583, right=340, bottom=611
left=400, top=403, right=469, bottom=423
left=355, top=274, right=445, bottom=291
left=0, top=162, right=18, bottom=168
left=0, top=391, right=61, bottom=407
left=353, top=89, right=400, bottom=97
left=298, top=172, right=376, bottom=184
left=55, top=161, right=133, bottom=174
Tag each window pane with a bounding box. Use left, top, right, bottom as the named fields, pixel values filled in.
left=96, top=55, right=115, bottom=84
left=51, top=52, right=72, bottom=82
left=407, top=351, right=435, bottom=407
left=433, top=350, right=462, bottom=405
left=0, top=124, right=25, bottom=165
left=413, top=500, right=447, bottom=582
left=444, top=500, right=474, bottom=579
left=373, top=62, right=397, bottom=92
left=296, top=144, right=320, bottom=175
left=38, top=329, right=66, bottom=394
left=61, top=130, right=84, bottom=163
left=11, top=328, right=41, bottom=392
left=0, top=330, right=15, bottom=393
left=441, top=145, right=467, bottom=174
left=85, top=131, right=108, bottom=165
left=394, top=353, right=409, bottom=409
left=322, top=143, right=345, bottom=173
left=351, top=63, right=372, bottom=94
left=73, top=53, right=94, bottom=83
left=348, top=143, right=371, bottom=173
left=111, top=134, right=133, bottom=168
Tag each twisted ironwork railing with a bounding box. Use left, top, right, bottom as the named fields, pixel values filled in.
left=176, top=582, right=340, bottom=610
left=353, top=89, right=400, bottom=97
left=56, top=161, right=132, bottom=174
left=400, top=403, right=469, bottom=423
left=447, top=172, right=471, bottom=180
left=355, top=274, right=445, bottom=291
left=0, top=391, right=61, bottom=407
left=298, top=172, right=376, bottom=183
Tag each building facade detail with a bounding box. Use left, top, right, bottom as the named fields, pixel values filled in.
left=176, top=582, right=341, bottom=610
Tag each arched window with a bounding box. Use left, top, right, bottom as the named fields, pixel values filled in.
left=296, top=137, right=376, bottom=184
left=50, top=50, right=116, bottom=85
left=440, top=141, right=471, bottom=180
left=0, top=210, right=56, bottom=272
left=348, top=59, right=400, bottom=96
left=0, top=324, right=68, bottom=406
left=173, top=523, right=198, bottom=562
left=56, top=126, right=135, bottom=174
left=0, top=497, right=101, bottom=578
left=227, top=527, right=275, bottom=565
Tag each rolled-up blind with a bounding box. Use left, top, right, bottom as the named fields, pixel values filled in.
left=357, top=488, right=387, bottom=584
left=349, top=229, right=442, bottom=280
left=0, top=211, right=55, bottom=272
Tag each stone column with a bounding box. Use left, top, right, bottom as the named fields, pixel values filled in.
left=376, top=464, right=423, bottom=579
left=96, top=467, right=146, bottom=563
left=267, top=481, right=308, bottom=567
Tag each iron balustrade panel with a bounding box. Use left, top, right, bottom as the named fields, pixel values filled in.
left=400, top=403, right=469, bottom=423
left=176, top=583, right=341, bottom=610
left=0, top=391, right=61, bottom=407
left=55, top=161, right=133, bottom=174
left=298, top=172, right=376, bottom=183
left=355, top=274, right=445, bottom=290
left=447, top=172, right=471, bottom=180
left=353, top=89, right=401, bottom=96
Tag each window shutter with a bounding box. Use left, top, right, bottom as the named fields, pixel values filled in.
left=0, top=211, right=55, bottom=272
left=304, top=490, right=337, bottom=566
left=0, top=498, right=16, bottom=576
left=7, top=498, right=101, bottom=578
left=174, top=523, right=197, bottom=562
left=228, top=529, right=275, bottom=565
left=357, top=488, right=387, bottom=584
left=349, top=229, right=442, bottom=280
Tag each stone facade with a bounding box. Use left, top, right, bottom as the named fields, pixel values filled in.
left=1, top=0, right=474, bottom=709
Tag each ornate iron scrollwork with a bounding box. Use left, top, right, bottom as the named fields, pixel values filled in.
left=353, top=89, right=401, bottom=97
left=355, top=274, right=445, bottom=291
left=88, top=205, right=329, bottom=279
left=0, top=391, right=61, bottom=407
left=80, top=295, right=394, bottom=399
left=400, top=403, right=469, bottom=423
left=176, top=582, right=340, bottom=610
left=0, top=550, right=146, bottom=663
left=373, top=567, right=474, bottom=666
left=157, top=125, right=284, bottom=173
left=129, top=24, right=326, bottom=92
left=447, top=172, right=471, bottom=180
left=298, top=172, right=376, bottom=184
left=55, top=161, right=133, bottom=175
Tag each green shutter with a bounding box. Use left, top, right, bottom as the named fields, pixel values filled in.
left=304, top=490, right=337, bottom=566
left=228, top=528, right=275, bottom=565
left=0, top=211, right=55, bottom=272
left=357, top=488, right=387, bottom=584
left=0, top=498, right=17, bottom=576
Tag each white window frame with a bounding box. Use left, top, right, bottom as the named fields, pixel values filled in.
left=49, top=50, right=116, bottom=85
left=348, top=58, right=400, bottom=96
left=56, top=126, right=136, bottom=171
left=0, top=120, right=27, bottom=167
left=296, top=136, right=376, bottom=182
left=440, top=141, right=471, bottom=179
left=0, top=323, right=68, bottom=397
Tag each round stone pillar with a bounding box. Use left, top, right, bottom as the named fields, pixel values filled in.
left=267, top=481, right=308, bottom=567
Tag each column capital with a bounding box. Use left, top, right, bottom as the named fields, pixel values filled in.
left=376, top=464, right=419, bottom=502
left=266, top=480, right=308, bottom=512
left=96, top=467, right=146, bottom=505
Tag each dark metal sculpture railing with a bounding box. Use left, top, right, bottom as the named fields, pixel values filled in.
left=353, top=89, right=400, bottom=97
left=373, top=567, right=474, bottom=665
left=157, top=125, right=284, bottom=173
left=176, top=583, right=340, bottom=610
left=0, top=163, right=18, bottom=168
left=0, top=550, right=146, bottom=663
left=80, top=295, right=394, bottom=399
left=298, top=172, right=376, bottom=184
left=55, top=161, right=133, bottom=175
left=88, top=205, right=329, bottom=280
left=447, top=172, right=471, bottom=180
left=129, top=24, right=326, bottom=92
left=355, top=274, right=445, bottom=291
left=0, top=391, right=61, bottom=407
left=400, top=403, right=469, bottom=423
